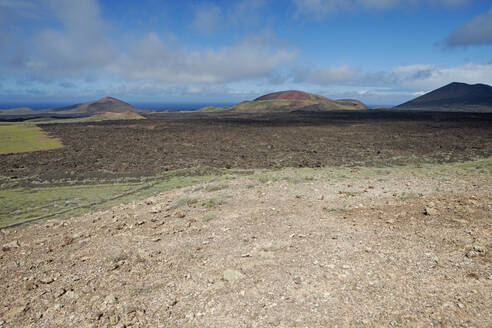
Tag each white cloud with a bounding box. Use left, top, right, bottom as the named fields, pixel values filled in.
left=294, top=62, right=492, bottom=91
left=30, top=0, right=114, bottom=75
left=293, top=0, right=471, bottom=15
left=0, top=0, right=296, bottom=90
left=108, top=33, right=298, bottom=84
left=445, top=7, right=492, bottom=47
left=0, top=0, right=114, bottom=77
left=393, top=63, right=492, bottom=90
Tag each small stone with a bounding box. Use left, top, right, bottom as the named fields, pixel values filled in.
left=55, top=288, right=66, bottom=298
left=25, top=281, right=37, bottom=291
left=150, top=206, right=161, bottom=214
left=136, top=221, right=145, bottom=226
left=124, top=305, right=137, bottom=314
left=168, top=299, right=178, bottom=307
left=65, top=290, right=76, bottom=298
left=175, top=211, right=186, bottom=218
left=466, top=246, right=486, bottom=258
left=88, top=312, right=103, bottom=321
left=2, top=240, right=20, bottom=251
left=72, top=233, right=83, bottom=239
left=38, top=276, right=54, bottom=284
left=104, top=294, right=118, bottom=305
left=223, top=269, right=244, bottom=282
left=62, top=236, right=74, bottom=246
left=109, top=315, right=120, bottom=325
left=424, top=207, right=437, bottom=216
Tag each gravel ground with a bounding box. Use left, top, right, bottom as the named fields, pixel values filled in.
left=0, top=163, right=491, bottom=327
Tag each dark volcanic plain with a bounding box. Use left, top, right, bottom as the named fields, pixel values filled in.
left=1, top=110, right=491, bottom=180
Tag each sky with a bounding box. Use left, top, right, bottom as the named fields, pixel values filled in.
left=0, top=0, right=492, bottom=107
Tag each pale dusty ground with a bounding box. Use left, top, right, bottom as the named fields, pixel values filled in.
left=0, top=164, right=491, bottom=327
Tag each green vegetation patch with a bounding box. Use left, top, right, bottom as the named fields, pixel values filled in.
left=0, top=175, right=214, bottom=228
left=0, top=123, right=63, bottom=154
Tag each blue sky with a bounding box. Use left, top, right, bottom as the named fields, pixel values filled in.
left=1, top=0, right=492, bottom=107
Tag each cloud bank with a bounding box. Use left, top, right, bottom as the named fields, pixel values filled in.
left=293, top=0, right=471, bottom=16
left=294, top=62, right=492, bottom=92
left=0, top=0, right=296, bottom=86
left=108, top=33, right=298, bottom=84
left=445, top=7, right=492, bottom=47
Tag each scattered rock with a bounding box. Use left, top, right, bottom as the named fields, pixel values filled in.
left=175, top=211, right=186, bottom=218
left=55, top=288, right=66, bottom=298
left=25, top=281, right=37, bottom=291
left=466, top=246, right=486, bottom=258
left=38, top=276, right=54, bottom=284
left=2, top=240, right=20, bottom=251
left=87, top=312, right=103, bottom=321
left=223, top=269, right=244, bottom=282
left=124, top=305, right=137, bottom=314
left=62, top=236, right=74, bottom=246
left=424, top=207, right=438, bottom=216
left=150, top=206, right=161, bottom=214
left=104, top=294, right=118, bottom=305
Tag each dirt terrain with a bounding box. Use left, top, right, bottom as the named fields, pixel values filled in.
left=1, top=111, right=491, bottom=327
left=1, top=111, right=491, bottom=180
left=0, top=163, right=491, bottom=327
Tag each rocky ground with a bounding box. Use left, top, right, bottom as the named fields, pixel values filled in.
left=0, top=163, right=491, bottom=327
left=2, top=111, right=491, bottom=179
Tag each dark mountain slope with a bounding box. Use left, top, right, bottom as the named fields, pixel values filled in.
left=395, top=82, right=492, bottom=112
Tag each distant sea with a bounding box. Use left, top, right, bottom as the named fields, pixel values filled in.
left=0, top=102, right=236, bottom=111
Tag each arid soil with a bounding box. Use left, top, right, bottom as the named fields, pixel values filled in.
left=1, top=111, right=491, bottom=179
left=1, top=164, right=491, bottom=327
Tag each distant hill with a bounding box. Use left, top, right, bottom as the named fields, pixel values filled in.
left=0, top=107, right=35, bottom=115
left=395, top=82, right=492, bottom=112
left=204, top=90, right=367, bottom=113
left=51, top=97, right=138, bottom=115
left=0, top=97, right=143, bottom=119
